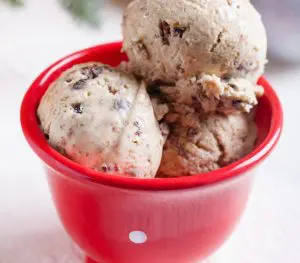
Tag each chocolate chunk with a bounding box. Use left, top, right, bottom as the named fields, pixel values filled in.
left=173, top=23, right=188, bottom=38
left=236, top=61, right=259, bottom=73
left=67, top=128, right=74, bottom=138
left=114, top=164, right=120, bottom=172
left=135, top=130, right=142, bottom=136
left=55, top=146, right=67, bottom=156
left=210, top=32, right=223, bottom=52
left=237, top=64, right=244, bottom=71
left=136, top=40, right=150, bottom=59
left=134, top=121, right=142, bottom=136
left=81, top=65, right=104, bottom=79
left=187, top=128, right=198, bottom=137
left=176, top=64, right=185, bottom=73
left=113, top=99, right=132, bottom=111
left=229, top=84, right=239, bottom=90
left=108, top=85, right=118, bottom=95
left=72, top=79, right=87, bottom=90
left=233, top=60, right=239, bottom=67
left=44, top=133, right=50, bottom=140
left=159, top=20, right=171, bottom=45
left=101, top=164, right=120, bottom=173
left=72, top=103, right=83, bottom=114
left=232, top=100, right=243, bottom=107
left=101, top=165, right=108, bottom=172
left=147, top=81, right=162, bottom=95
left=221, top=74, right=232, bottom=81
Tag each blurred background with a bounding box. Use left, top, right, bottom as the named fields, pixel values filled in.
left=0, top=0, right=299, bottom=262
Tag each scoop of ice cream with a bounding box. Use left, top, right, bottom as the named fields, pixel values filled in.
left=159, top=74, right=264, bottom=114
left=37, top=63, right=164, bottom=178
left=157, top=113, right=257, bottom=178
left=123, top=0, right=267, bottom=84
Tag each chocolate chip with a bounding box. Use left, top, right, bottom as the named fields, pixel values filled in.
left=210, top=31, right=223, bottom=52
left=236, top=61, right=259, bottom=73
left=72, top=79, right=87, bottom=90
left=101, top=164, right=120, bottom=173
left=44, top=133, right=50, bottom=140
left=67, top=128, right=74, bottom=138
left=134, top=121, right=142, bottom=136
left=113, top=99, right=132, bottom=111
left=135, top=130, right=142, bottom=136
left=72, top=103, right=83, bottom=114
left=237, top=64, right=244, bottom=71
left=221, top=74, right=232, bottom=81
left=147, top=81, right=161, bottom=95
left=233, top=60, right=239, bottom=67
left=176, top=64, right=185, bottom=73
left=159, top=20, right=171, bottom=45
left=229, top=84, right=239, bottom=90
left=173, top=24, right=188, bottom=38
left=108, top=85, right=118, bottom=95
left=101, top=165, right=108, bottom=172
left=114, top=164, right=120, bottom=172
left=55, top=146, right=67, bottom=156
left=81, top=65, right=104, bottom=79
left=232, top=100, right=243, bottom=106
left=187, top=128, right=198, bottom=137
left=136, top=40, right=150, bottom=59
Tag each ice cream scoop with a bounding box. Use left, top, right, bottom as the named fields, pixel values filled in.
left=37, top=62, right=164, bottom=178
left=159, top=74, right=264, bottom=114
left=123, top=0, right=267, bottom=84
left=158, top=113, right=257, bottom=178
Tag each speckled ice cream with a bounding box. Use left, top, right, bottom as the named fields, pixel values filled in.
left=159, top=74, right=264, bottom=114
left=37, top=63, right=164, bottom=178
left=123, top=0, right=267, bottom=84
left=158, top=112, right=257, bottom=178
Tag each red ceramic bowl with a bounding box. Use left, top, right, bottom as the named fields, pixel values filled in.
left=21, top=42, right=283, bottom=263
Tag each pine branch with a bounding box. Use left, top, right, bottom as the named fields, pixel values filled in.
left=4, top=0, right=104, bottom=26
left=59, top=0, right=104, bottom=27
left=4, top=0, right=24, bottom=6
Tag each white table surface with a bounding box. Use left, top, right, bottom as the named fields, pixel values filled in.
left=0, top=1, right=299, bottom=262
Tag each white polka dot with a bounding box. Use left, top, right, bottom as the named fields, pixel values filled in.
left=129, top=231, right=147, bottom=244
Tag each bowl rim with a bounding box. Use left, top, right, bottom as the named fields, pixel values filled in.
left=20, top=42, right=283, bottom=191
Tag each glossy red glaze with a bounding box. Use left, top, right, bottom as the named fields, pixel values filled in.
left=21, top=42, right=283, bottom=263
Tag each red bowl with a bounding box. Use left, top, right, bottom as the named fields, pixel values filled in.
left=21, top=42, right=283, bottom=263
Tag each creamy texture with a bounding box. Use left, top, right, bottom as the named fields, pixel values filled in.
left=159, top=74, right=264, bottom=114
left=157, top=112, right=257, bottom=178
left=123, top=0, right=267, bottom=84
left=37, top=63, right=164, bottom=178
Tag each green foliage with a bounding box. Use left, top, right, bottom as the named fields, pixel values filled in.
left=59, top=0, right=103, bottom=27
left=3, top=0, right=103, bottom=26
left=5, top=0, right=24, bottom=6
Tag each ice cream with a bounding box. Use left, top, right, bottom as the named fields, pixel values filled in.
left=123, top=0, right=267, bottom=84
left=158, top=74, right=264, bottom=115
left=37, top=0, right=266, bottom=179
left=157, top=112, right=257, bottom=178
left=37, top=63, right=164, bottom=178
